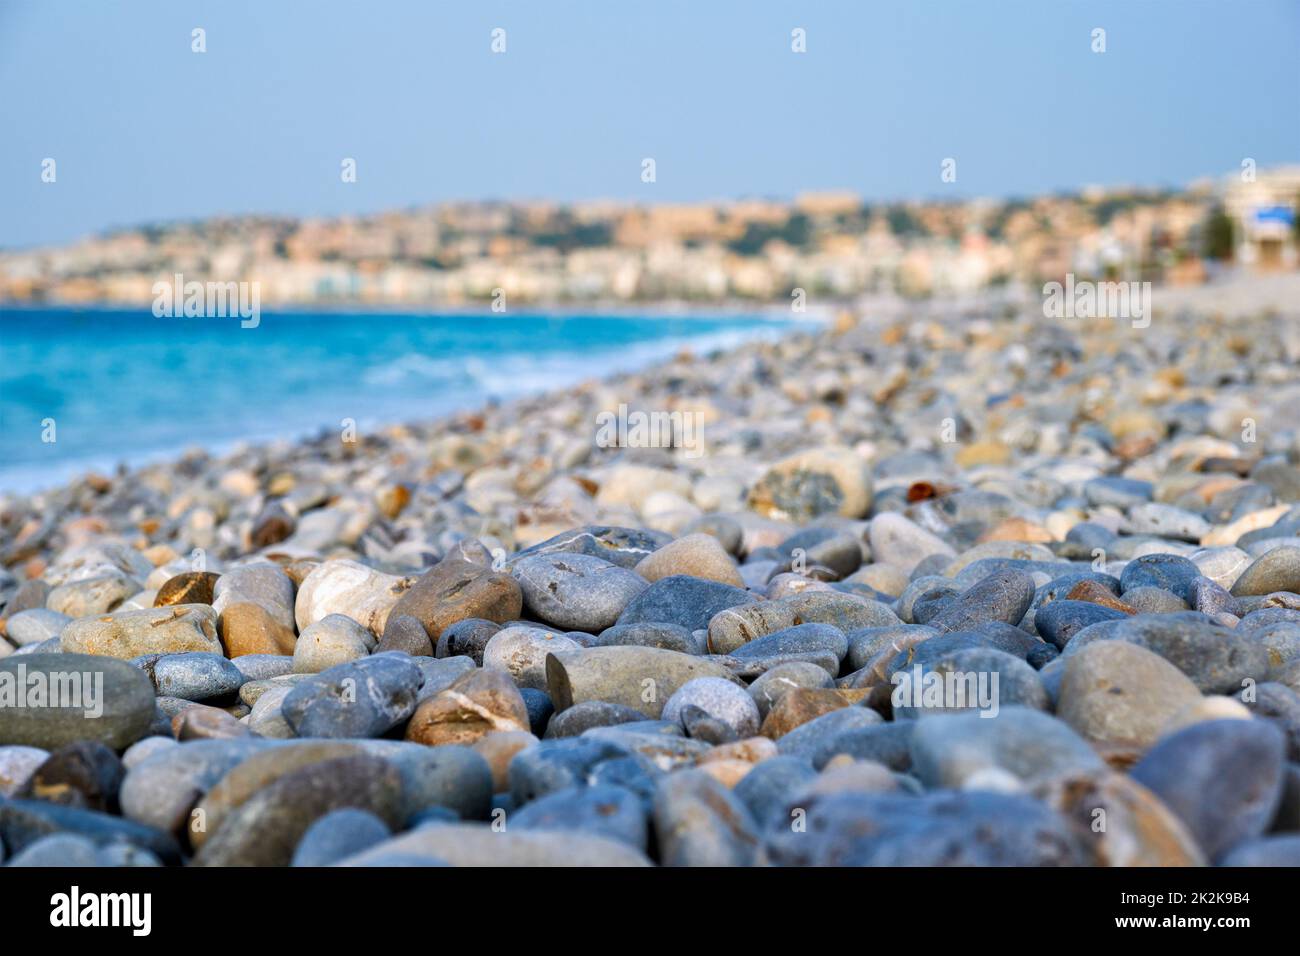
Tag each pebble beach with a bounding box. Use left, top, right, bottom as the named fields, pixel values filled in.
left=3, top=286, right=1300, bottom=867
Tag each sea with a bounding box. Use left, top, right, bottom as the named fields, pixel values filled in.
left=0, top=305, right=801, bottom=494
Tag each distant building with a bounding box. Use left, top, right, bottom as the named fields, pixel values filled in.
left=1224, top=166, right=1300, bottom=271
left=794, top=191, right=861, bottom=218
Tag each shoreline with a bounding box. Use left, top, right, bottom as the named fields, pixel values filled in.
left=7, top=274, right=1300, bottom=503
left=0, top=308, right=826, bottom=499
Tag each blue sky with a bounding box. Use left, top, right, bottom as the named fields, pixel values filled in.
left=2, top=0, right=1297, bottom=249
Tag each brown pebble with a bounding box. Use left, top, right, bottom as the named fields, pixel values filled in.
left=760, top=688, right=870, bottom=739
left=1065, top=579, right=1136, bottom=614
left=155, top=571, right=221, bottom=607
left=220, top=601, right=297, bottom=657
left=404, top=668, right=530, bottom=747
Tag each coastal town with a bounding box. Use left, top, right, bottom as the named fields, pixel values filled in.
left=3, top=166, right=1297, bottom=309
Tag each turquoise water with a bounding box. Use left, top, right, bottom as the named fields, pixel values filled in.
left=0, top=306, right=795, bottom=493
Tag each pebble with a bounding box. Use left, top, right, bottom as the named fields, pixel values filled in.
left=909, top=706, right=1103, bottom=789
left=634, top=533, right=744, bottom=587
left=1036, top=769, right=1205, bottom=865
left=377, top=742, right=493, bottom=821
left=231, top=654, right=295, bottom=682
left=290, top=808, right=392, bottom=867
left=507, top=737, right=629, bottom=804
left=247, top=686, right=295, bottom=738
left=1084, top=476, right=1154, bottom=509
left=189, top=742, right=366, bottom=850
left=662, top=677, right=761, bottom=738
left=16, top=741, right=123, bottom=811
left=748, top=446, right=873, bottom=523
left=292, top=613, right=376, bottom=673
left=435, top=618, right=500, bottom=664
left=218, top=601, right=297, bottom=657
left=46, top=571, right=139, bottom=618
left=584, top=725, right=711, bottom=769
left=927, top=569, right=1036, bottom=633
left=866, top=512, right=956, bottom=575
left=116, top=738, right=273, bottom=833
left=294, top=559, right=413, bottom=637
left=652, top=769, right=760, bottom=866
left=404, top=668, right=530, bottom=746
left=1120, top=553, right=1200, bottom=602
left=1188, top=576, right=1240, bottom=618
left=193, top=754, right=404, bottom=866
left=1122, top=586, right=1190, bottom=614
left=545, top=645, right=741, bottom=718
left=892, top=646, right=1048, bottom=718
left=597, top=621, right=698, bottom=654
left=0, top=653, right=155, bottom=750
left=154, top=570, right=221, bottom=607
left=792, top=531, right=864, bottom=579
left=511, top=552, right=649, bottom=632
left=1231, top=546, right=1300, bottom=596
left=173, top=706, right=250, bottom=741
left=708, top=592, right=898, bottom=655
left=338, top=824, right=651, bottom=866
left=762, top=789, right=1091, bottom=866
left=544, top=700, right=653, bottom=739
left=0, top=796, right=181, bottom=863
left=0, top=745, right=49, bottom=796
left=1161, top=694, right=1253, bottom=735
left=512, top=783, right=648, bottom=851
left=410, top=655, right=477, bottom=702
left=376, top=614, right=434, bottom=656
left=212, top=563, right=296, bottom=633
left=1123, top=502, right=1211, bottom=541
left=761, top=687, right=869, bottom=736
left=510, top=525, right=670, bottom=570
left=281, top=655, right=424, bottom=738
left=6, top=832, right=102, bottom=867
left=845, top=563, right=910, bottom=597
left=519, top=687, right=554, bottom=737
left=137, top=652, right=245, bottom=701
left=60, top=604, right=222, bottom=659
left=790, top=760, right=903, bottom=800
left=729, top=753, right=812, bottom=821
left=387, top=557, right=523, bottom=639
left=616, top=574, right=759, bottom=632
left=482, top=625, right=584, bottom=690
left=1190, top=546, right=1253, bottom=589
left=1034, top=600, right=1128, bottom=649
left=1057, top=642, right=1203, bottom=749
left=1129, top=719, right=1286, bottom=861
left=1219, top=835, right=1300, bottom=867
left=4, top=608, right=72, bottom=647
left=1239, top=681, right=1300, bottom=759
left=1064, top=611, right=1270, bottom=693
left=720, top=622, right=848, bottom=678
